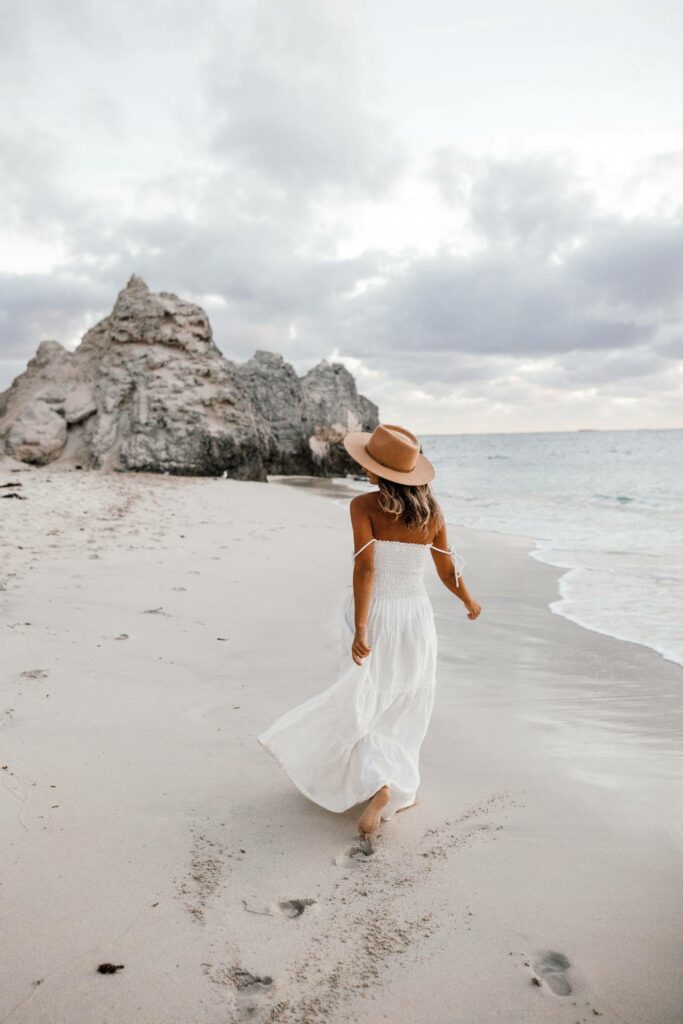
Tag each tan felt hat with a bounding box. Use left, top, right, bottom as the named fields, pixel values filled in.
left=343, top=423, right=435, bottom=485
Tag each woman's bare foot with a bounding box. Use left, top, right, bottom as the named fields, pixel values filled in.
left=358, top=785, right=390, bottom=837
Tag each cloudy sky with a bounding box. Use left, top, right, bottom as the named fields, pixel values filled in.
left=1, top=0, right=682, bottom=432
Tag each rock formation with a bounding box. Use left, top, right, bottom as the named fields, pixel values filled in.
left=302, top=359, right=379, bottom=476
left=0, top=275, right=378, bottom=479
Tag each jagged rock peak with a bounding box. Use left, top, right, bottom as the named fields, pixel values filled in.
left=33, top=340, right=70, bottom=367
left=249, top=350, right=290, bottom=366
left=0, top=276, right=379, bottom=477
left=124, top=273, right=150, bottom=292
left=78, top=274, right=221, bottom=359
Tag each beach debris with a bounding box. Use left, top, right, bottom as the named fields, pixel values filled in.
left=96, top=963, right=124, bottom=974
left=142, top=606, right=168, bottom=615
left=1, top=491, right=26, bottom=499
left=113, top=633, right=129, bottom=640
left=20, top=669, right=49, bottom=679
left=0, top=481, right=22, bottom=488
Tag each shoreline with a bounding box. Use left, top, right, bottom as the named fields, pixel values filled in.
left=272, top=473, right=683, bottom=671
left=274, top=474, right=683, bottom=831
left=1, top=465, right=682, bottom=1023
left=544, top=556, right=683, bottom=669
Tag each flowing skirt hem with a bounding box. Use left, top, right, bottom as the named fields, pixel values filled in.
left=257, top=733, right=415, bottom=820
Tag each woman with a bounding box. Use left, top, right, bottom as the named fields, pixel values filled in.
left=257, top=424, right=481, bottom=839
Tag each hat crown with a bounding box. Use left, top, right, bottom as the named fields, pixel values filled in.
left=365, top=424, right=420, bottom=473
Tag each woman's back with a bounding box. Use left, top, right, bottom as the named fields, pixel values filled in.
left=353, top=491, right=442, bottom=547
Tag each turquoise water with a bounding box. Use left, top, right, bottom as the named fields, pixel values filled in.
left=345, top=429, right=683, bottom=668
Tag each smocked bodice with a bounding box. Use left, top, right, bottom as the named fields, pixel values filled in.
left=351, top=538, right=464, bottom=599
left=372, top=541, right=431, bottom=598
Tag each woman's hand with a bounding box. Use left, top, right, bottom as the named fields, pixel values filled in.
left=352, top=626, right=372, bottom=664
left=465, top=599, right=482, bottom=620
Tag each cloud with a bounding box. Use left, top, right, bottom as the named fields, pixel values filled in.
left=468, top=152, right=595, bottom=257
left=205, top=1, right=403, bottom=200
left=317, top=246, right=650, bottom=360
left=0, top=272, right=112, bottom=358
left=566, top=215, right=683, bottom=308
left=0, top=0, right=681, bottom=430
left=0, top=128, right=84, bottom=235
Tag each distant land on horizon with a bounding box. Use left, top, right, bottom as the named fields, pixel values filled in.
left=421, top=426, right=682, bottom=437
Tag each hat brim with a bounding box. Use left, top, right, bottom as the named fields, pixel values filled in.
left=342, top=431, right=435, bottom=485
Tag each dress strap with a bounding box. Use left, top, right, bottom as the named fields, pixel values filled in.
left=352, top=538, right=376, bottom=559
left=429, top=544, right=465, bottom=588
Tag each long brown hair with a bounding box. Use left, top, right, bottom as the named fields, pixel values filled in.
left=376, top=476, right=444, bottom=532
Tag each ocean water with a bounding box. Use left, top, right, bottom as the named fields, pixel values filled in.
left=347, top=430, right=683, bottom=669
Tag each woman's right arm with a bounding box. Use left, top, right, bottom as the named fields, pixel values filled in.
left=349, top=496, right=375, bottom=662
left=430, top=516, right=481, bottom=620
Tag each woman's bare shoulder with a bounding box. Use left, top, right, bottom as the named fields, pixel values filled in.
left=350, top=491, right=379, bottom=512
left=349, top=491, right=377, bottom=521
left=351, top=488, right=378, bottom=503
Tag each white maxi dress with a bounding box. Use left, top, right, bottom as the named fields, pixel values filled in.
left=257, top=538, right=464, bottom=821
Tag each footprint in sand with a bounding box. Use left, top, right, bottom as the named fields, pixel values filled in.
left=242, top=897, right=316, bottom=918
left=333, top=838, right=376, bottom=866
left=531, top=950, right=572, bottom=995
left=229, top=967, right=273, bottom=992
left=277, top=898, right=316, bottom=918
left=203, top=963, right=274, bottom=1020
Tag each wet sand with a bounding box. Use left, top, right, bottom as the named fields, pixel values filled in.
left=1, top=460, right=681, bottom=1023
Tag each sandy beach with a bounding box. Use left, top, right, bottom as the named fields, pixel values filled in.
left=1, top=461, right=682, bottom=1024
